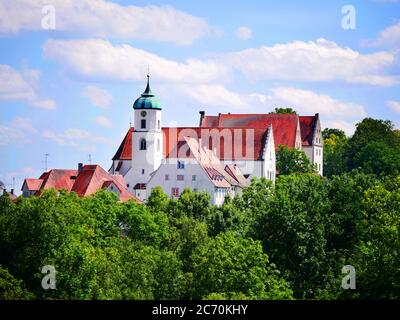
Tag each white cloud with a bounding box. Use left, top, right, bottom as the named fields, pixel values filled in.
left=222, top=38, right=398, bottom=86
left=387, top=100, right=400, bottom=113
left=83, top=85, right=112, bottom=108
left=236, top=27, right=252, bottom=40
left=0, top=0, right=211, bottom=45
left=172, top=84, right=364, bottom=135
left=43, top=39, right=230, bottom=83
left=42, top=127, right=112, bottom=152
left=269, top=87, right=366, bottom=120
left=94, top=115, right=112, bottom=128
left=0, top=64, right=56, bottom=109
left=0, top=117, right=38, bottom=145
left=364, top=22, right=400, bottom=48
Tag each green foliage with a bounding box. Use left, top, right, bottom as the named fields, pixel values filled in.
left=269, top=107, right=297, bottom=114
left=276, top=145, right=316, bottom=175
left=323, top=129, right=348, bottom=177
left=0, top=265, right=33, bottom=299
left=346, top=118, right=400, bottom=175
left=191, top=232, right=293, bottom=299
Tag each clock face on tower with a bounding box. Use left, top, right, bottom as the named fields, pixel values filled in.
left=140, top=110, right=147, bottom=117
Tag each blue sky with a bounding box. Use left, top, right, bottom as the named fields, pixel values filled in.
left=0, top=0, right=399, bottom=193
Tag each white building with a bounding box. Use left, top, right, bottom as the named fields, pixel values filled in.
left=110, top=76, right=323, bottom=204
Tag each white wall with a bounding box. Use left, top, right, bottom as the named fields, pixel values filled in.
left=147, top=159, right=228, bottom=205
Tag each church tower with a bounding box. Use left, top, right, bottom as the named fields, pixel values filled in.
left=130, top=74, right=163, bottom=197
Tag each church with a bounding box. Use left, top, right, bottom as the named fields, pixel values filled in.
left=110, top=76, right=324, bottom=204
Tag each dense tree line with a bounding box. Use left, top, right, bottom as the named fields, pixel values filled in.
left=0, top=117, right=399, bottom=300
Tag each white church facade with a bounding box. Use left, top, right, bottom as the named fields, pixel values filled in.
left=110, top=76, right=323, bottom=204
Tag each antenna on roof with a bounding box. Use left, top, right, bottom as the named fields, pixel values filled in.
left=12, top=177, right=15, bottom=190
left=42, top=153, right=50, bottom=172
left=88, top=154, right=92, bottom=164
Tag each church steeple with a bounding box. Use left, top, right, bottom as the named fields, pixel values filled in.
left=133, top=74, right=161, bottom=110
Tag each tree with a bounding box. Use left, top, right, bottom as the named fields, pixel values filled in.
left=249, top=175, right=334, bottom=298
left=146, top=186, right=169, bottom=213
left=349, top=180, right=400, bottom=299
left=346, top=118, right=400, bottom=173
left=322, top=128, right=346, bottom=141
left=191, top=232, right=293, bottom=299
left=323, top=129, right=348, bottom=177
left=0, top=265, right=33, bottom=299
left=269, top=107, right=297, bottom=115
left=276, top=145, right=316, bottom=175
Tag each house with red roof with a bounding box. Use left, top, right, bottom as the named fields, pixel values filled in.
left=109, top=75, right=322, bottom=203
left=22, top=164, right=139, bottom=202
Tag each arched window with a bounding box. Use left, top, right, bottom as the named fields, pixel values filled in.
left=140, top=138, right=147, bottom=150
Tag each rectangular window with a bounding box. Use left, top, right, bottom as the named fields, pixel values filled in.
left=165, top=174, right=169, bottom=181
left=192, top=175, right=196, bottom=181
left=177, top=161, right=185, bottom=169
left=172, top=187, right=179, bottom=197
left=141, top=119, right=146, bottom=129
left=142, top=169, right=145, bottom=174
left=177, top=175, right=184, bottom=181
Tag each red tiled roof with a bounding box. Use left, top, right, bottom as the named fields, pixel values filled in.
left=71, top=165, right=134, bottom=201
left=114, top=127, right=269, bottom=162
left=202, top=113, right=299, bottom=148
left=39, top=169, right=78, bottom=191
left=112, top=113, right=318, bottom=162
left=299, top=116, right=316, bottom=146
left=112, top=128, right=133, bottom=160
left=23, top=178, right=44, bottom=191
left=24, top=165, right=138, bottom=202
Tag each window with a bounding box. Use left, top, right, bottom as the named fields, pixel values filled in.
left=192, top=175, right=196, bottom=181
left=172, top=187, right=179, bottom=197
left=140, top=139, right=146, bottom=150
left=165, top=174, right=169, bottom=181
left=142, top=169, right=145, bottom=174
left=158, top=120, right=160, bottom=130
left=193, top=188, right=198, bottom=192
left=127, top=184, right=130, bottom=188
left=177, top=175, right=184, bottom=181
left=141, top=119, right=146, bottom=129
left=177, top=161, right=185, bottom=169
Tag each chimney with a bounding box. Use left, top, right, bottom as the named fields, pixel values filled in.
left=199, top=111, right=205, bottom=126
left=78, top=163, right=83, bottom=174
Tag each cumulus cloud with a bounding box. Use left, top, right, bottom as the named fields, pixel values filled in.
left=0, top=0, right=211, bottom=45
left=42, top=127, right=112, bottom=152
left=0, top=117, right=38, bottom=145
left=364, top=22, right=400, bottom=48
left=222, top=38, right=398, bottom=86
left=83, top=85, right=112, bottom=108
left=94, top=115, right=112, bottom=128
left=44, top=38, right=397, bottom=87
left=387, top=100, right=400, bottom=113
left=43, top=39, right=230, bottom=83
left=236, top=27, right=252, bottom=40
left=0, top=64, right=56, bottom=109
left=170, top=84, right=364, bottom=135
